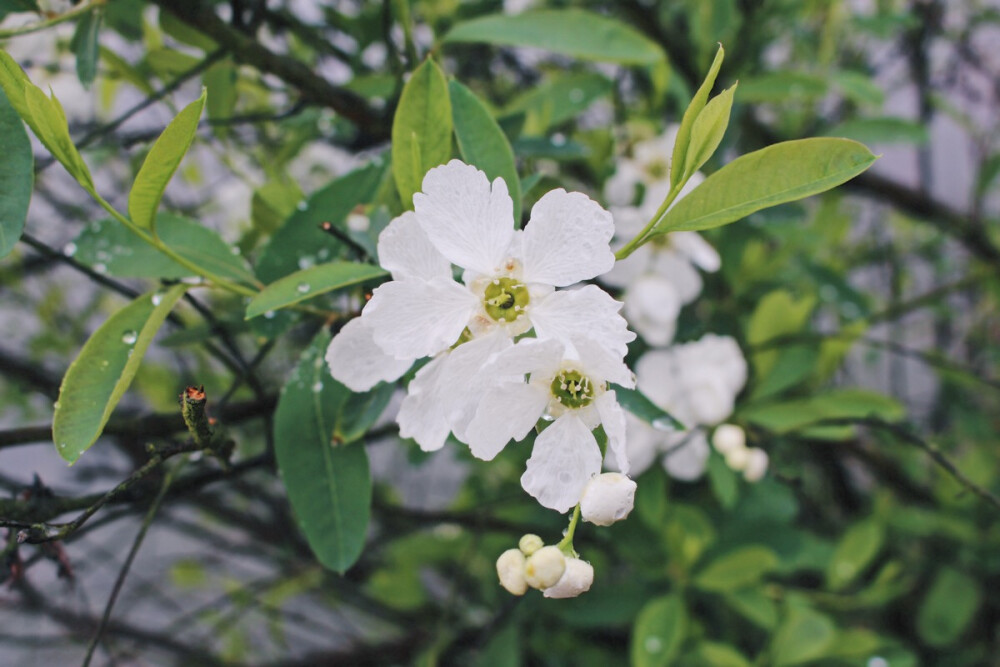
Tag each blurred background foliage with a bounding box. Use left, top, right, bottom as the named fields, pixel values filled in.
left=1, top=0, right=999, bottom=665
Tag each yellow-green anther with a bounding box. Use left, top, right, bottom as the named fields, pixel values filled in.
left=550, top=369, right=595, bottom=409
left=483, top=277, right=530, bottom=322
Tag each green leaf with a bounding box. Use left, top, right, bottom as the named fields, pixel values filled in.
left=70, top=8, right=103, bottom=88
left=707, top=453, right=739, bottom=509
left=22, top=83, right=95, bottom=194
left=204, top=58, right=237, bottom=124
left=826, top=519, right=884, bottom=590
left=746, top=289, right=816, bottom=379
left=740, top=389, right=905, bottom=435
left=685, top=642, right=751, bottom=667
left=71, top=213, right=255, bottom=284
left=504, top=72, right=612, bottom=134
left=694, top=545, right=779, bottom=592
left=822, top=116, right=930, bottom=145
left=612, top=385, right=684, bottom=431
left=128, top=89, right=206, bottom=232
left=0, top=0, right=39, bottom=20
left=916, top=568, right=981, bottom=647
left=449, top=80, right=522, bottom=222
left=724, top=587, right=779, bottom=629
left=444, top=10, right=665, bottom=65
left=771, top=605, right=836, bottom=665
left=0, top=87, right=32, bottom=259
left=246, top=261, right=387, bottom=319
left=736, top=71, right=828, bottom=102
left=631, top=594, right=687, bottom=667
left=682, top=83, right=736, bottom=181
left=671, top=45, right=724, bottom=192
left=654, top=139, right=878, bottom=234
left=273, top=329, right=377, bottom=573
left=391, top=58, right=451, bottom=209
left=52, top=284, right=188, bottom=463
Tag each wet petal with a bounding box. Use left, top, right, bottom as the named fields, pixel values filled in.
left=521, top=189, right=615, bottom=286
left=377, top=211, right=452, bottom=281
left=465, top=382, right=549, bottom=461
left=325, top=317, right=412, bottom=392
left=521, top=414, right=602, bottom=513
left=365, top=277, right=477, bottom=359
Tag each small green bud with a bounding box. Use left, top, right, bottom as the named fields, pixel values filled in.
left=518, top=534, right=544, bottom=556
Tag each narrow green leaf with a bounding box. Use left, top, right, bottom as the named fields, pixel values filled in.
left=204, top=58, right=237, bottom=124
left=52, top=284, right=188, bottom=463
left=671, top=45, right=724, bottom=191
left=0, top=87, right=32, bottom=258
left=22, top=83, right=95, bottom=193
left=747, top=290, right=816, bottom=379
left=274, top=329, right=376, bottom=573
left=391, top=58, right=451, bottom=208
left=740, top=389, right=904, bottom=435
left=631, top=594, right=688, bottom=667
left=449, top=80, right=521, bottom=221
left=771, top=605, right=836, bottom=665
left=444, top=10, right=666, bottom=65
left=246, top=261, right=387, bottom=319
left=655, top=138, right=878, bottom=234
left=71, top=213, right=255, bottom=284
left=694, top=545, right=779, bottom=592
left=70, top=8, right=103, bottom=88
left=128, top=90, right=206, bottom=232
left=707, top=453, right=739, bottom=509
left=612, top=385, right=684, bottom=431
left=504, top=72, right=612, bottom=134
left=686, top=642, right=751, bottom=667
left=822, top=116, right=930, bottom=145
left=917, top=568, right=981, bottom=646
left=682, top=83, right=736, bottom=179
left=724, top=587, right=779, bottom=629
left=0, top=50, right=32, bottom=120
left=737, top=71, right=828, bottom=102
left=826, top=519, right=884, bottom=590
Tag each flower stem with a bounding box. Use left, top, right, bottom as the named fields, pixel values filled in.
left=557, top=504, right=581, bottom=556
left=614, top=173, right=692, bottom=261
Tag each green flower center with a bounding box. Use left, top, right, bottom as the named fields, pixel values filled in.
left=550, top=369, right=595, bottom=409
left=645, top=159, right=669, bottom=180
left=483, top=277, right=530, bottom=322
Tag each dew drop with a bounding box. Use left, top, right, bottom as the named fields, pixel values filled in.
left=552, top=133, right=566, bottom=146
left=312, top=381, right=324, bottom=393
left=96, top=250, right=111, bottom=262
left=151, top=293, right=163, bottom=306
left=652, top=417, right=678, bottom=432
left=230, top=246, right=241, bottom=255
left=644, top=637, right=662, bottom=654
left=867, top=658, right=889, bottom=667
left=121, top=331, right=138, bottom=345
left=62, top=242, right=77, bottom=256
left=93, top=263, right=107, bottom=275
left=297, top=201, right=309, bottom=211
left=100, top=360, right=109, bottom=368
left=297, top=256, right=315, bottom=271
left=296, top=282, right=310, bottom=294
left=569, top=88, right=584, bottom=103
left=52, top=401, right=60, bottom=410
left=263, top=310, right=276, bottom=320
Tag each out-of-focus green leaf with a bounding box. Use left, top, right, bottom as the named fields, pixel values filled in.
left=0, top=87, right=32, bottom=258
left=204, top=58, right=237, bottom=124
left=631, top=594, right=687, bottom=667
left=832, top=70, right=885, bottom=106
left=70, top=8, right=103, bottom=88
left=504, top=72, right=612, bottom=133
left=736, top=71, right=828, bottom=102
left=52, top=284, right=188, bottom=463
left=71, top=214, right=255, bottom=284
left=771, top=605, right=836, bottom=665
left=128, top=90, right=206, bottom=232
left=694, top=545, right=778, bottom=592
left=917, top=568, right=981, bottom=647
left=246, top=262, right=386, bottom=319
left=724, top=587, right=779, bottom=629
left=444, top=10, right=666, bottom=65
left=682, top=83, right=736, bottom=180
left=823, top=117, right=929, bottom=145
left=449, top=80, right=521, bottom=222
left=740, top=389, right=905, bottom=435
left=391, top=58, right=451, bottom=208
left=273, top=329, right=381, bottom=573
left=0, top=0, right=39, bottom=20
left=654, top=139, right=878, bottom=234
left=826, top=519, right=884, bottom=590
left=613, top=385, right=685, bottom=431
left=684, top=642, right=751, bottom=667
left=747, top=289, right=816, bottom=379
left=707, top=453, right=739, bottom=509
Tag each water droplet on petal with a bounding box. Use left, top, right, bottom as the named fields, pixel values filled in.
left=652, top=417, right=678, bottom=432
left=62, top=242, right=77, bottom=256
left=121, top=331, right=138, bottom=345
left=297, top=283, right=310, bottom=294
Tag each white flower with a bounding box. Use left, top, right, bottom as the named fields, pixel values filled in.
left=580, top=473, right=637, bottom=526
left=712, top=423, right=746, bottom=456
left=496, top=548, right=528, bottom=595
left=465, top=335, right=635, bottom=513
left=327, top=160, right=631, bottom=451
left=543, top=558, right=594, bottom=599
left=523, top=546, right=566, bottom=589
left=619, top=335, right=748, bottom=480
left=742, top=448, right=769, bottom=482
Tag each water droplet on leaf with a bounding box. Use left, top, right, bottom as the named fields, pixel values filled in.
left=121, top=331, right=138, bottom=345
left=297, top=283, right=310, bottom=294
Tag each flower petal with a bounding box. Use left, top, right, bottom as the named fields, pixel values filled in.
left=530, top=285, right=635, bottom=358
left=397, top=356, right=451, bottom=451
left=574, top=336, right=634, bottom=388
left=624, top=274, right=681, bottom=347
left=595, top=391, right=629, bottom=473
left=521, top=414, right=602, bottom=513
left=325, top=317, right=412, bottom=392
left=485, top=336, right=565, bottom=381
left=377, top=211, right=452, bottom=281
left=520, top=189, right=615, bottom=286
left=651, top=250, right=704, bottom=304
left=465, top=382, right=549, bottom=461
left=671, top=231, right=720, bottom=272
left=413, top=160, right=515, bottom=275
left=365, top=276, right=477, bottom=359
left=620, top=413, right=660, bottom=476
left=662, top=430, right=710, bottom=481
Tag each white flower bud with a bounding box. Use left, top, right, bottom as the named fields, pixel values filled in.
left=518, top=534, right=544, bottom=556
left=496, top=549, right=528, bottom=596
left=543, top=558, right=594, bottom=599
left=712, top=424, right=746, bottom=456
left=725, top=445, right=750, bottom=472
left=580, top=473, right=637, bottom=526
left=743, top=448, right=769, bottom=483
left=523, top=546, right=566, bottom=590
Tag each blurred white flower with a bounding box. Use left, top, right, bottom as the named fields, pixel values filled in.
left=543, top=558, right=594, bottom=599
left=580, top=472, right=637, bottom=526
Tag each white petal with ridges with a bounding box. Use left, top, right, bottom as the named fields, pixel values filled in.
left=377, top=211, right=452, bottom=281
left=325, top=318, right=412, bottom=392
left=465, top=382, right=549, bottom=461
left=530, top=285, right=635, bottom=357
left=520, top=414, right=602, bottom=513
left=413, top=161, right=514, bottom=275
left=595, top=391, right=629, bottom=473
left=520, top=189, right=615, bottom=286
left=662, top=430, right=710, bottom=481
left=365, top=277, right=477, bottom=359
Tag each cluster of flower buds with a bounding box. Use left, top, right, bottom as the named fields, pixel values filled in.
left=496, top=534, right=594, bottom=599
left=712, top=424, right=769, bottom=482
